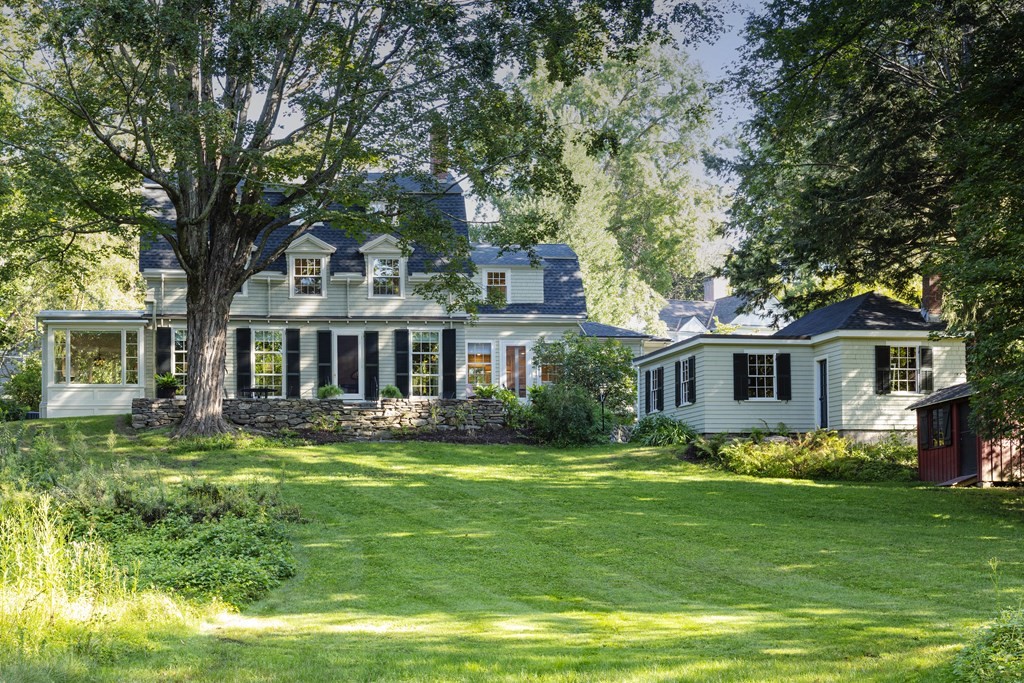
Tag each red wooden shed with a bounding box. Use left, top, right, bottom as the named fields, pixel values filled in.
left=909, top=383, right=1023, bottom=486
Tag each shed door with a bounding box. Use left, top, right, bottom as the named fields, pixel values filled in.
left=958, top=403, right=978, bottom=476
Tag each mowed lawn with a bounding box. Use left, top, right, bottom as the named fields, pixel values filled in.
left=76, top=420, right=1024, bottom=682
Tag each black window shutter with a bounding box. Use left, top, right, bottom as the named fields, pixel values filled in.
left=156, top=327, right=172, bottom=375
left=364, top=331, right=379, bottom=399
left=687, top=356, right=697, bottom=404
left=656, top=366, right=665, bottom=411
left=733, top=353, right=748, bottom=401
left=394, top=330, right=410, bottom=398
left=919, top=346, right=934, bottom=394
left=236, top=328, right=252, bottom=394
left=875, top=345, right=892, bottom=394
left=777, top=353, right=792, bottom=401
left=674, top=360, right=682, bottom=407
left=286, top=329, right=301, bottom=398
left=442, top=328, right=457, bottom=398
left=644, top=370, right=651, bottom=414
left=316, top=331, right=332, bottom=388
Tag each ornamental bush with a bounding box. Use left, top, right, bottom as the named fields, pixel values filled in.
left=530, top=384, right=603, bottom=446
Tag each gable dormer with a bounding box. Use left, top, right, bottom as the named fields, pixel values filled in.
left=359, top=235, right=412, bottom=299
left=286, top=233, right=337, bottom=299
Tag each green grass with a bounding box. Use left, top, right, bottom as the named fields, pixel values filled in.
left=9, top=415, right=1024, bottom=682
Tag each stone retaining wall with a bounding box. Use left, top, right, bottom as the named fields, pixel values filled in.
left=132, top=397, right=506, bottom=438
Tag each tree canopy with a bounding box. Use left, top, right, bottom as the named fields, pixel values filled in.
left=488, top=47, right=721, bottom=332
left=0, top=0, right=720, bottom=434
left=727, top=0, right=1024, bottom=440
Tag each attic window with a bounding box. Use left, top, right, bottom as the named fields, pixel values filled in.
left=292, top=257, right=324, bottom=297
left=485, top=271, right=507, bottom=304
left=372, top=258, right=402, bottom=297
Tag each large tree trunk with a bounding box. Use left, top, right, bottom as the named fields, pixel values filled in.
left=174, top=248, right=239, bottom=437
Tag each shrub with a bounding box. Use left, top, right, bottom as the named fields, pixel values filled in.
left=954, top=606, right=1024, bottom=682
left=630, top=415, right=697, bottom=446
left=530, top=384, right=603, bottom=446
left=473, top=384, right=531, bottom=430
left=3, top=357, right=41, bottom=411
left=380, top=384, right=403, bottom=399
left=317, top=384, right=343, bottom=399
left=532, top=333, right=635, bottom=413
left=712, top=430, right=917, bottom=482
left=0, top=398, right=27, bottom=422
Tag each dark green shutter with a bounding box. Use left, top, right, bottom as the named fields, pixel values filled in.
left=316, top=331, right=332, bottom=388
left=365, top=332, right=379, bottom=399
left=674, top=360, right=682, bottom=407
left=777, top=353, right=792, bottom=401
left=733, top=353, right=748, bottom=401
left=644, top=370, right=651, bottom=414
left=286, top=329, right=300, bottom=398
left=156, top=327, right=172, bottom=375
left=687, top=356, right=697, bottom=404
left=875, top=346, right=892, bottom=394
left=919, top=346, right=934, bottom=394
left=394, top=330, right=410, bottom=398
left=236, top=328, right=251, bottom=395
left=442, top=328, right=457, bottom=399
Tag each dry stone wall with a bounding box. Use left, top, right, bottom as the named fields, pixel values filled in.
left=132, top=398, right=506, bottom=438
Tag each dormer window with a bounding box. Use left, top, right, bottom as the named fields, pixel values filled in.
left=485, top=270, right=508, bottom=304
left=372, top=258, right=402, bottom=297
left=292, top=257, right=324, bottom=296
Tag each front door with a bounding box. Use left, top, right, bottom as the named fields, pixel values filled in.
left=958, top=403, right=979, bottom=476
left=337, top=335, right=361, bottom=397
left=505, top=345, right=528, bottom=398
left=817, top=359, right=829, bottom=428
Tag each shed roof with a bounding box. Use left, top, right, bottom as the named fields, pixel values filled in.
left=907, top=383, right=974, bottom=411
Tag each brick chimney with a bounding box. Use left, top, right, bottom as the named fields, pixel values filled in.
left=703, top=276, right=730, bottom=302
left=429, top=121, right=448, bottom=181
left=922, top=273, right=943, bottom=322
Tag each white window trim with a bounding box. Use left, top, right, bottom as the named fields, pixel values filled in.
left=49, top=325, right=144, bottom=387
left=679, top=354, right=695, bottom=406
left=888, top=343, right=921, bottom=395
left=368, top=256, right=406, bottom=299
left=330, top=328, right=365, bottom=399
left=814, top=354, right=829, bottom=429
left=746, top=351, right=777, bottom=402
left=251, top=327, right=286, bottom=399
left=482, top=269, right=511, bottom=302
left=409, top=328, right=441, bottom=399
left=648, top=367, right=662, bottom=414
left=466, top=340, right=494, bottom=390
left=288, top=254, right=328, bottom=299
left=171, top=325, right=188, bottom=395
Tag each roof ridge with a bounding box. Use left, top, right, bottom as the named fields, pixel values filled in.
left=834, top=291, right=875, bottom=329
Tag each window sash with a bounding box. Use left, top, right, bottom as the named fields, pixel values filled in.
left=890, top=346, right=918, bottom=392
left=372, top=258, right=402, bottom=296
left=467, top=342, right=492, bottom=386
left=747, top=354, right=775, bottom=399
left=411, top=331, right=440, bottom=397
left=52, top=328, right=140, bottom=386
left=680, top=357, right=691, bottom=403
left=173, top=328, right=188, bottom=391
left=253, top=330, right=284, bottom=397
left=292, top=257, right=323, bottom=296
left=485, top=271, right=507, bottom=301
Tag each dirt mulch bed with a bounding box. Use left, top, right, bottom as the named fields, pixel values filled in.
left=295, top=427, right=535, bottom=446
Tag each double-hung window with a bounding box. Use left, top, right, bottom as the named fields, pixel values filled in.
left=747, top=353, right=776, bottom=399
left=253, top=330, right=284, bottom=397
left=292, top=257, right=324, bottom=297
left=485, top=271, right=507, bottom=305
left=467, top=342, right=492, bottom=387
left=411, top=331, right=440, bottom=397
left=678, top=355, right=696, bottom=405
left=372, top=258, right=402, bottom=297
left=890, top=346, right=918, bottom=393
left=876, top=345, right=932, bottom=394
left=173, top=328, right=188, bottom=391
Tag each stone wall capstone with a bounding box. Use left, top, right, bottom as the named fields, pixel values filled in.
left=131, top=397, right=506, bottom=438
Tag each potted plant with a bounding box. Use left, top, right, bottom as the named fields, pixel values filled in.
left=155, top=372, right=180, bottom=399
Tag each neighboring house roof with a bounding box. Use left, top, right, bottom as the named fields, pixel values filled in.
left=579, top=322, right=651, bottom=338
left=775, top=292, right=944, bottom=337
left=659, top=295, right=780, bottom=335
left=907, top=383, right=974, bottom=411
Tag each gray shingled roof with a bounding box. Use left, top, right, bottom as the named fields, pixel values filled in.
left=775, top=292, right=945, bottom=337
left=471, top=244, right=577, bottom=265
left=477, top=256, right=586, bottom=316
left=579, top=322, right=650, bottom=338
left=907, top=383, right=974, bottom=411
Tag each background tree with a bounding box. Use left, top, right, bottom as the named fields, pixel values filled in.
left=726, top=0, right=1024, bottom=439
left=0, top=0, right=719, bottom=435
left=486, top=47, right=722, bottom=332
